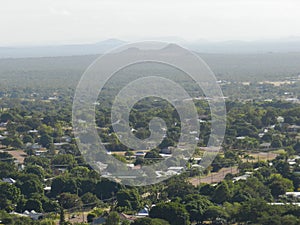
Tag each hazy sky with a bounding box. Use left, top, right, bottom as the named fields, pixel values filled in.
left=1, top=0, right=300, bottom=46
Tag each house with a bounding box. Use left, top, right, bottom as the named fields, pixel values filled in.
left=28, top=129, right=38, bottom=134
left=34, top=150, right=48, bottom=157
left=2, top=177, right=16, bottom=184
left=168, top=166, right=184, bottom=174
left=287, top=158, right=298, bottom=166
left=191, top=164, right=203, bottom=169
left=23, top=210, right=43, bottom=220
left=18, top=164, right=25, bottom=171
left=233, top=172, right=252, bottom=182
left=10, top=210, right=43, bottom=220
left=31, top=143, right=42, bottom=150
left=285, top=98, right=299, bottom=103
left=269, top=202, right=300, bottom=206
left=160, top=146, right=174, bottom=154
left=287, top=125, right=300, bottom=133
left=135, top=151, right=146, bottom=157
left=156, top=170, right=178, bottom=178
left=0, top=122, right=8, bottom=127
left=61, top=135, right=72, bottom=143
left=118, top=213, right=137, bottom=222
left=53, top=167, right=68, bottom=175
left=137, top=207, right=149, bottom=217
left=43, top=186, right=51, bottom=193
left=54, top=142, right=69, bottom=148
left=198, top=119, right=207, bottom=123
left=236, top=136, right=246, bottom=140
left=48, top=96, right=58, bottom=101
left=159, top=153, right=172, bottom=158
left=0, top=135, right=6, bottom=140
left=285, top=192, right=300, bottom=198
left=92, top=217, right=106, bottom=225
left=192, top=157, right=202, bottom=163
left=259, top=142, right=271, bottom=149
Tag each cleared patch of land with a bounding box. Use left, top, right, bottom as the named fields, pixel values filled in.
left=5, top=150, right=27, bottom=164
left=190, top=166, right=239, bottom=186
left=242, top=151, right=279, bottom=162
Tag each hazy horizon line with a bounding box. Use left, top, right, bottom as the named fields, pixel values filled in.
left=3, top=35, right=300, bottom=48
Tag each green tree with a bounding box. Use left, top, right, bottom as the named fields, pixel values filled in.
left=51, top=154, right=76, bottom=168
left=165, top=177, right=196, bottom=199
left=0, top=112, right=14, bottom=122
left=232, top=177, right=273, bottom=202
left=17, top=177, right=43, bottom=198
left=95, top=179, right=121, bottom=200
left=132, top=217, right=170, bottom=225
left=274, top=160, right=290, bottom=177
left=41, top=197, right=60, bottom=213
left=106, top=211, right=120, bottom=225
left=0, top=152, right=13, bottom=163
left=25, top=156, right=50, bottom=169
left=51, top=176, right=78, bottom=196
left=150, top=202, right=190, bottom=225
left=281, top=215, right=299, bottom=225
left=237, top=198, right=270, bottom=223
left=77, top=178, right=97, bottom=196
left=81, top=192, right=101, bottom=207
left=116, top=188, right=142, bottom=211
left=122, top=220, right=131, bottom=225
left=1, top=138, right=13, bottom=147
left=223, top=202, right=241, bottom=224
left=25, top=165, right=45, bottom=180
left=203, top=205, right=229, bottom=222
left=271, top=139, right=283, bottom=148
left=39, top=134, right=53, bottom=148
left=59, top=193, right=82, bottom=209
left=87, top=212, right=97, bottom=223
left=24, top=198, right=43, bottom=212
left=23, top=134, right=34, bottom=144
left=212, top=181, right=232, bottom=204
left=0, top=162, right=16, bottom=178
left=294, top=142, right=300, bottom=153
left=70, top=166, right=90, bottom=178
left=258, top=214, right=282, bottom=225
left=183, top=194, right=213, bottom=223
left=268, top=174, right=294, bottom=197
left=11, top=137, right=23, bottom=148
left=0, top=182, right=21, bottom=211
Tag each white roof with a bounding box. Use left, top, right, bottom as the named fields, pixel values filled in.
left=2, top=178, right=16, bottom=184
left=168, top=166, right=184, bottom=170
left=286, top=192, right=300, bottom=197
left=44, top=186, right=51, bottom=191
left=236, top=136, right=245, bottom=140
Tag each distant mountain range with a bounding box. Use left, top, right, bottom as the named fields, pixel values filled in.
left=2, top=37, right=300, bottom=58
left=0, top=39, right=126, bottom=58
left=185, top=38, right=300, bottom=54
